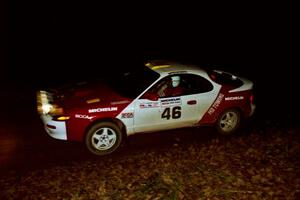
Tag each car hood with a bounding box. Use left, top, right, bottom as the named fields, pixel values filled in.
left=52, top=80, right=132, bottom=110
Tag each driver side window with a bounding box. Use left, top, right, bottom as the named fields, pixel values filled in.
left=147, top=74, right=214, bottom=98
left=149, top=75, right=184, bottom=98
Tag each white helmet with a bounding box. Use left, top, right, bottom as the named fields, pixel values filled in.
left=171, top=76, right=180, bottom=87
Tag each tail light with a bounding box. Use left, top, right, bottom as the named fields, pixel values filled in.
left=250, top=94, right=254, bottom=104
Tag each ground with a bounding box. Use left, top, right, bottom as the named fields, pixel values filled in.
left=0, top=98, right=299, bottom=199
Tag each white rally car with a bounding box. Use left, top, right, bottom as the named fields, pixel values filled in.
left=37, top=60, right=255, bottom=155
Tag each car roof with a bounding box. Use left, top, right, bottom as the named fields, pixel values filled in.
left=144, top=60, right=208, bottom=76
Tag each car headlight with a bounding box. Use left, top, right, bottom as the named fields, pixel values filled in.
left=37, top=91, right=64, bottom=115
left=48, top=104, right=64, bottom=115
left=41, top=104, right=53, bottom=114
left=37, top=103, right=64, bottom=115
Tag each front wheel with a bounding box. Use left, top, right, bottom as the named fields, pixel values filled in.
left=85, top=122, right=123, bottom=156
left=216, top=109, right=241, bottom=135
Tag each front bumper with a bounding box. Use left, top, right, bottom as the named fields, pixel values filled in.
left=41, top=115, right=67, bottom=140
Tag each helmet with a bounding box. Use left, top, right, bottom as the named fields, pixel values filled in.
left=171, top=76, right=180, bottom=87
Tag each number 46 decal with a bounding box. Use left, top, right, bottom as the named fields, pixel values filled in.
left=161, top=106, right=181, bottom=120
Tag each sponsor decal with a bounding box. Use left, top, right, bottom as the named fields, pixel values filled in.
left=160, top=97, right=181, bottom=107
left=121, top=112, right=134, bottom=118
left=111, top=100, right=130, bottom=105
left=86, top=98, right=100, bottom=104
left=140, top=102, right=160, bottom=108
left=225, top=96, right=244, bottom=101
left=88, top=107, right=118, bottom=113
left=75, top=114, right=94, bottom=120
left=208, top=93, right=224, bottom=115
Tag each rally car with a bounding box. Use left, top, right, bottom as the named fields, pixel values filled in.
left=37, top=60, right=255, bottom=155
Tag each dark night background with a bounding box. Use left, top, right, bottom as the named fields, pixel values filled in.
left=3, top=2, right=300, bottom=128
left=1, top=2, right=300, bottom=198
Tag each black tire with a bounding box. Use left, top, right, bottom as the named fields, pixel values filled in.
left=216, top=109, right=241, bottom=135
left=85, top=121, right=123, bottom=156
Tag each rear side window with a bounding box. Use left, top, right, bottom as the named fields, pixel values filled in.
left=208, top=70, right=243, bottom=87
left=180, top=74, right=213, bottom=95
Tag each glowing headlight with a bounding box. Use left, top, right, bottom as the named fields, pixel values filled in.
left=49, top=105, right=64, bottom=115
left=37, top=90, right=64, bottom=115
left=42, top=104, right=53, bottom=114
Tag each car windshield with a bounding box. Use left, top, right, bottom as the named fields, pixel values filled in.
left=107, top=66, right=160, bottom=98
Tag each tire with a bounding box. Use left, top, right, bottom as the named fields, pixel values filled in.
left=216, top=109, right=241, bottom=135
left=85, top=121, right=123, bottom=156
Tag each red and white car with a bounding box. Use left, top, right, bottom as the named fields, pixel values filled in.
left=37, top=60, right=255, bottom=155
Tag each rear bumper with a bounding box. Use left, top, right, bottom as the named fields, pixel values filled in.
left=249, top=103, right=256, bottom=117
left=41, top=115, right=67, bottom=140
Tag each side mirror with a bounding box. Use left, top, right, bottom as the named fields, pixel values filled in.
left=141, top=92, right=158, bottom=101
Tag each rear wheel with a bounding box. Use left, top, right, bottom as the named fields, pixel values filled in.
left=85, top=122, right=122, bottom=156
left=216, top=109, right=241, bottom=135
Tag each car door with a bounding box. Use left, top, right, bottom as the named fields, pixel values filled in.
left=133, top=74, right=218, bottom=133
left=133, top=95, right=196, bottom=133
left=133, top=97, right=163, bottom=133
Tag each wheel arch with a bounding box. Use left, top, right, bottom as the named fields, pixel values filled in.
left=83, top=117, right=127, bottom=141
left=217, top=106, right=244, bottom=121
left=215, top=106, right=243, bottom=135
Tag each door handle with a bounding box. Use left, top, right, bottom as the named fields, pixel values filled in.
left=187, top=100, right=197, bottom=105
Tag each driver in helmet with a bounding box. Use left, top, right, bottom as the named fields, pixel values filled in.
left=158, top=75, right=184, bottom=97
left=171, top=76, right=180, bottom=87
